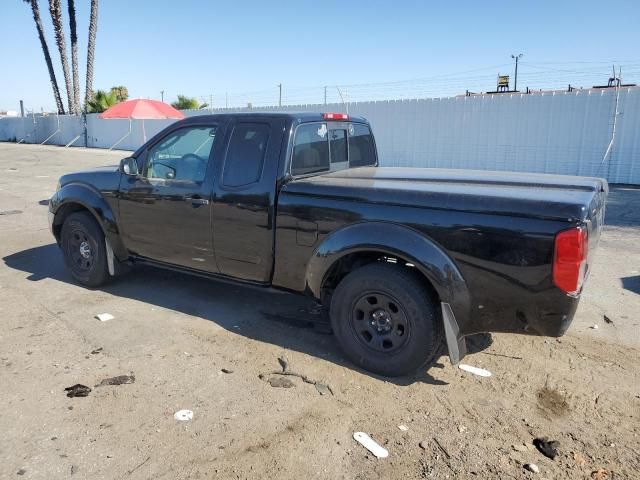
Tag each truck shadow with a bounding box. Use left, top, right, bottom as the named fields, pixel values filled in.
left=3, top=244, right=491, bottom=386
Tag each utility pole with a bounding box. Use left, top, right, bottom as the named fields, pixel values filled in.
left=511, top=53, right=523, bottom=92
left=209, top=94, right=213, bottom=112
left=324, top=86, right=327, bottom=105
left=19, top=100, right=24, bottom=117
left=160, top=90, right=164, bottom=102
left=278, top=83, right=282, bottom=107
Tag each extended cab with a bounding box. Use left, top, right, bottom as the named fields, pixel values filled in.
left=49, top=113, right=608, bottom=376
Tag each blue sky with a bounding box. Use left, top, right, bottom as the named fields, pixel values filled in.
left=2, top=0, right=639, bottom=112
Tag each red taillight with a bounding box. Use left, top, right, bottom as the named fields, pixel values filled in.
left=553, top=227, right=588, bottom=295
left=323, top=113, right=348, bottom=120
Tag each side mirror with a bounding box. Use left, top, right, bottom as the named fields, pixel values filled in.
left=120, top=157, right=139, bottom=176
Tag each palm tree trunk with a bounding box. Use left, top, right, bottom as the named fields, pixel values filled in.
left=25, top=0, right=65, bottom=114
left=67, top=0, right=80, bottom=115
left=84, top=0, right=99, bottom=112
left=49, top=0, right=74, bottom=114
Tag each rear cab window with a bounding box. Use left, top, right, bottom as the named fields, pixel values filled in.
left=291, top=122, right=376, bottom=176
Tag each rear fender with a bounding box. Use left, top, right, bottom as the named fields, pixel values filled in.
left=306, top=222, right=471, bottom=321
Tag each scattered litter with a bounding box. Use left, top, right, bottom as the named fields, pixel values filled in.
left=591, top=468, right=609, bottom=480
left=398, top=425, right=409, bottom=432
left=268, top=376, right=295, bottom=388
left=95, top=375, right=135, bottom=387
left=457, top=425, right=467, bottom=433
left=432, top=437, right=451, bottom=459
left=17, top=468, right=26, bottom=476
left=353, top=432, right=388, bottom=459
left=0, top=210, right=22, bottom=216
left=419, top=440, right=429, bottom=450
left=65, top=384, right=91, bottom=398
left=458, top=364, right=492, bottom=377
left=603, top=315, right=614, bottom=325
left=221, top=368, right=234, bottom=374
left=314, top=383, right=332, bottom=396
left=533, top=437, right=560, bottom=459
left=573, top=452, right=588, bottom=467
left=95, top=313, right=114, bottom=322
left=481, top=351, right=523, bottom=360
left=174, top=409, right=193, bottom=421
left=277, top=355, right=289, bottom=372
left=512, top=444, right=528, bottom=452
left=90, top=347, right=103, bottom=354
left=524, top=463, right=540, bottom=473
left=127, top=456, right=151, bottom=475
left=260, top=358, right=334, bottom=395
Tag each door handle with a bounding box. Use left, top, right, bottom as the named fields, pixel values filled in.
left=186, top=197, right=209, bottom=207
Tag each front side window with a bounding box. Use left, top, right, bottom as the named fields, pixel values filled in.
left=145, top=126, right=217, bottom=182
left=291, top=122, right=376, bottom=176
left=222, top=123, right=270, bottom=187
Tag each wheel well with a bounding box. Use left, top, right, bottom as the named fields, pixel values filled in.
left=52, top=203, right=93, bottom=242
left=320, top=251, right=440, bottom=306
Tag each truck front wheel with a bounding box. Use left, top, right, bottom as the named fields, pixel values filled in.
left=60, top=211, right=110, bottom=288
left=330, top=263, right=442, bottom=377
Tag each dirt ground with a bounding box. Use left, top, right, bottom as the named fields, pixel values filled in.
left=0, top=143, right=638, bottom=480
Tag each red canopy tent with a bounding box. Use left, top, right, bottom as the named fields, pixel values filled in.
left=99, top=99, right=185, bottom=150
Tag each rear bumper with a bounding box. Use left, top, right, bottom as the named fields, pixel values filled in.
left=460, top=289, right=581, bottom=338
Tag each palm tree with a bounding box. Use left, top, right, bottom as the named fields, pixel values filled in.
left=67, top=0, right=80, bottom=114
left=171, top=95, right=200, bottom=110
left=86, top=89, right=117, bottom=113
left=49, top=0, right=74, bottom=114
left=84, top=0, right=99, bottom=111
left=23, top=0, right=65, bottom=114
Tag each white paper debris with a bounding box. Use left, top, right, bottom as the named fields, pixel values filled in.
left=591, top=324, right=599, bottom=330
left=174, top=409, right=193, bottom=421
left=458, top=364, right=492, bottom=377
left=95, top=313, right=114, bottom=322
left=398, top=425, right=408, bottom=432
left=353, top=432, right=388, bottom=458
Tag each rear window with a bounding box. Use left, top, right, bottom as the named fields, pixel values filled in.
left=291, top=122, right=375, bottom=176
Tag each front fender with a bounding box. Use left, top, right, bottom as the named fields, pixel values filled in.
left=50, top=183, right=127, bottom=260
left=306, top=222, right=471, bottom=321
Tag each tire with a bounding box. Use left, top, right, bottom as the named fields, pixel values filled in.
left=60, top=211, right=110, bottom=288
left=330, top=263, right=442, bottom=377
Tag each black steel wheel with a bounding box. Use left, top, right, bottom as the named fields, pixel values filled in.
left=330, top=262, right=442, bottom=377
left=60, top=211, right=109, bottom=287
left=351, top=291, right=411, bottom=353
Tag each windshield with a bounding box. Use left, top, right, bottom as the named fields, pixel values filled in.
left=291, top=122, right=376, bottom=176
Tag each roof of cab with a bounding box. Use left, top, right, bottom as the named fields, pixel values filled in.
left=179, top=112, right=369, bottom=125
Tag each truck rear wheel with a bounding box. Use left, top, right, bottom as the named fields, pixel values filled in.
left=60, top=211, right=109, bottom=288
left=330, top=263, right=442, bottom=377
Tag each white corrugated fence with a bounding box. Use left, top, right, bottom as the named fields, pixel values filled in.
left=1, top=87, right=638, bottom=183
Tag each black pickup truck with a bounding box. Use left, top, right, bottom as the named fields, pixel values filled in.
left=49, top=112, right=608, bottom=376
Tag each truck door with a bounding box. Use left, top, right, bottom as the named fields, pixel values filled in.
left=211, top=118, right=285, bottom=283
left=118, top=123, right=223, bottom=272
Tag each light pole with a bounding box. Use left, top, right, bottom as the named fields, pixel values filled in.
left=511, top=53, right=523, bottom=92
